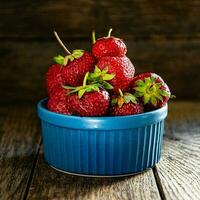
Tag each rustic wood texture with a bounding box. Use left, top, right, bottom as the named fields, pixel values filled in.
left=0, top=0, right=200, bottom=40
left=27, top=153, right=161, bottom=200
left=154, top=102, right=200, bottom=200
left=0, top=101, right=200, bottom=199
left=0, top=106, right=40, bottom=200
left=0, top=39, right=199, bottom=103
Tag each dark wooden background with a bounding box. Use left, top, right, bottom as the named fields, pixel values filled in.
left=0, top=0, right=200, bottom=104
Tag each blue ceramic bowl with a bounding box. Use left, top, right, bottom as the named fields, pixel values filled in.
left=37, top=98, right=167, bottom=177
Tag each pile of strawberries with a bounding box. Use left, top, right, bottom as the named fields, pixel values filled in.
left=46, top=29, right=172, bottom=116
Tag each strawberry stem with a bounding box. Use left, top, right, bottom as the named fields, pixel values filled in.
left=92, top=31, right=96, bottom=44
left=54, top=31, right=71, bottom=55
left=83, top=72, right=89, bottom=87
left=107, top=28, right=113, bottom=37
left=119, top=89, right=123, bottom=97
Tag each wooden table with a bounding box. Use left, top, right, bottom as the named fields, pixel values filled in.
left=0, top=102, right=200, bottom=200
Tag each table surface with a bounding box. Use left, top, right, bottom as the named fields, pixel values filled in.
left=0, top=101, right=200, bottom=200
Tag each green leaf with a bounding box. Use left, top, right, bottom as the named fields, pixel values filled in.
left=91, top=85, right=100, bottom=92
left=143, top=94, right=151, bottom=104
left=155, top=82, right=163, bottom=89
left=134, top=86, right=145, bottom=92
left=159, top=90, right=170, bottom=97
left=136, top=80, right=145, bottom=86
left=111, top=98, right=117, bottom=106
left=68, top=55, right=75, bottom=61
left=124, top=94, right=137, bottom=104
left=102, top=82, right=113, bottom=90
left=155, top=93, right=163, bottom=101
left=94, top=65, right=101, bottom=74
left=85, top=87, right=93, bottom=92
left=134, top=91, right=143, bottom=97
left=78, top=89, right=85, bottom=98
left=150, top=76, right=157, bottom=83
left=102, top=67, right=109, bottom=74
left=102, top=74, right=115, bottom=81
left=150, top=96, right=157, bottom=106
left=72, top=49, right=84, bottom=59
left=53, top=55, right=65, bottom=65
left=144, top=77, right=151, bottom=84
left=170, top=94, right=176, bottom=99
left=62, top=85, right=76, bottom=90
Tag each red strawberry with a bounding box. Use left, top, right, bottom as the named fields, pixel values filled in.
left=47, top=86, right=71, bottom=114
left=97, top=56, right=135, bottom=93
left=61, top=50, right=95, bottom=86
left=92, top=29, right=127, bottom=59
left=64, top=72, right=110, bottom=116
left=53, top=31, right=95, bottom=87
left=110, top=89, right=144, bottom=116
left=46, top=63, right=64, bottom=96
left=66, top=90, right=110, bottom=116
left=132, top=72, right=172, bottom=109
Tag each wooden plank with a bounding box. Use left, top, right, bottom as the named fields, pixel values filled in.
left=0, top=0, right=200, bottom=39
left=154, top=102, right=200, bottom=200
left=27, top=153, right=161, bottom=200
left=0, top=105, right=41, bottom=200
left=0, top=39, right=200, bottom=104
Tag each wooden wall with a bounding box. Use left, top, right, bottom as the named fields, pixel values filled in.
left=0, top=0, right=200, bottom=104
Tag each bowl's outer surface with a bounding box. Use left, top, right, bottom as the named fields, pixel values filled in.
left=38, top=99, right=168, bottom=176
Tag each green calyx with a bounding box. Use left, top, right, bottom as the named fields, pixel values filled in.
left=134, top=76, right=170, bottom=106
left=53, top=49, right=84, bottom=66
left=63, top=72, right=100, bottom=99
left=88, top=65, right=115, bottom=90
left=111, top=89, right=138, bottom=108
left=53, top=55, right=65, bottom=65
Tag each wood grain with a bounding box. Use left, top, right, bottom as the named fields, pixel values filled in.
left=27, top=152, right=161, bottom=200
left=154, top=102, right=200, bottom=200
left=0, top=106, right=40, bottom=200
left=0, top=39, right=200, bottom=104
left=0, top=0, right=200, bottom=39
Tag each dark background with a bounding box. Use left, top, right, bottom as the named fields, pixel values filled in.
left=0, top=0, right=200, bottom=105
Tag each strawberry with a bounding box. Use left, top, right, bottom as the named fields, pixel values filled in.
left=47, top=86, right=71, bottom=114
left=132, top=72, right=172, bottom=110
left=64, top=72, right=110, bottom=116
left=92, top=29, right=127, bottom=59
left=97, top=56, right=135, bottom=93
left=110, top=89, right=144, bottom=116
left=61, top=50, right=95, bottom=86
left=53, top=31, right=95, bottom=87
left=46, top=63, right=63, bottom=96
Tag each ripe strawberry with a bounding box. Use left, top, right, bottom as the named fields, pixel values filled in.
left=46, top=63, right=64, bottom=96
left=97, top=56, right=135, bottom=93
left=64, top=72, right=110, bottom=116
left=92, top=29, right=127, bottom=59
left=47, top=86, right=71, bottom=114
left=53, top=32, right=95, bottom=87
left=132, top=72, right=172, bottom=109
left=110, top=89, right=144, bottom=116
left=61, top=50, right=95, bottom=86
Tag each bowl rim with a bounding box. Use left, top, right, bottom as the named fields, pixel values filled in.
left=37, top=98, right=168, bottom=130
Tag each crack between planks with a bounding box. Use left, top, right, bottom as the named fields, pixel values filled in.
left=22, top=128, right=42, bottom=200
left=153, top=166, right=167, bottom=200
